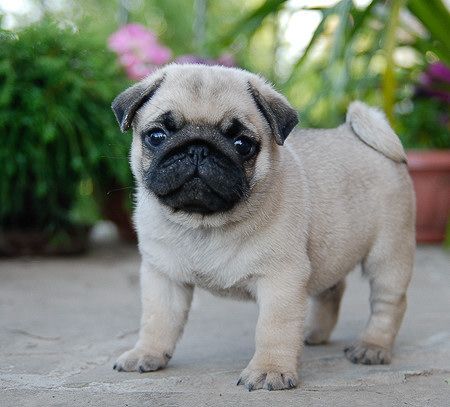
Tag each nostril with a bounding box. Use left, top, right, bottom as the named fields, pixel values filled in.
left=187, top=145, right=209, bottom=164
left=187, top=145, right=195, bottom=157
left=200, top=146, right=209, bottom=158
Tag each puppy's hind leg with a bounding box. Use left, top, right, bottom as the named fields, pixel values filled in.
left=305, top=280, right=346, bottom=345
left=344, top=238, right=414, bottom=365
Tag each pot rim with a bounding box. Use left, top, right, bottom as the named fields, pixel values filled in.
left=407, top=149, right=450, bottom=171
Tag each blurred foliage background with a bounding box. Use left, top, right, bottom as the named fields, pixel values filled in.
left=0, top=0, right=449, bottom=250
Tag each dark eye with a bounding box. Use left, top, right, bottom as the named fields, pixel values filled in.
left=143, top=129, right=167, bottom=148
left=234, top=136, right=256, bottom=158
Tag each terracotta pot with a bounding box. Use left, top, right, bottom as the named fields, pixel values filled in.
left=407, top=150, right=450, bottom=243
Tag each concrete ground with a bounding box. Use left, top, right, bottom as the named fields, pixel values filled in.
left=1, top=230, right=450, bottom=406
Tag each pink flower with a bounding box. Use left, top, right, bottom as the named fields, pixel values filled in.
left=108, top=23, right=156, bottom=54
left=109, top=23, right=237, bottom=81
left=119, top=52, right=140, bottom=68
left=108, top=23, right=172, bottom=80
left=146, top=44, right=172, bottom=65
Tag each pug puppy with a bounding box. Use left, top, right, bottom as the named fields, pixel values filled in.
left=111, top=64, right=415, bottom=391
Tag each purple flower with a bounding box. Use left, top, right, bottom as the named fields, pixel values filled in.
left=416, top=61, right=450, bottom=105
left=108, top=23, right=172, bottom=80
left=216, top=53, right=235, bottom=67
left=174, top=54, right=214, bottom=65
left=174, top=53, right=236, bottom=67
left=427, top=62, right=450, bottom=84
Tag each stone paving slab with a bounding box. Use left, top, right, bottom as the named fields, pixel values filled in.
left=1, top=240, right=449, bottom=406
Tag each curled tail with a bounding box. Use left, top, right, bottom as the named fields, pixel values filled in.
left=346, top=101, right=407, bottom=164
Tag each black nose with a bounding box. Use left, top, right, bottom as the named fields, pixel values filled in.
left=187, top=144, right=209, bottom=165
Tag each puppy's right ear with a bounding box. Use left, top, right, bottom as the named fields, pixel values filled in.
left=111, top=75, right=165, bottom=132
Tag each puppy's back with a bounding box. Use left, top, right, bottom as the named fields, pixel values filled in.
left=286, top=102, right=410, bottom=191
left=283, top=106, right=414, bottom=290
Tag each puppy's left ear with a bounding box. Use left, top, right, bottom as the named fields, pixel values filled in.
left=112, top=75, right=165, bottom=132
left=248, top=81, right=298, bottom=146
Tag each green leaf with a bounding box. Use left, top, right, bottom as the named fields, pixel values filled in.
left=408, top=0, right=450, bottom=57
left=349, top=0, right=381, bottom=37
left=220, top=0, right=288, bottom=48
left=328, top=0, right=352, bottom=63
left=382, top=0, right=407, bottom=126
left=0, top=19, right=132, bottom=231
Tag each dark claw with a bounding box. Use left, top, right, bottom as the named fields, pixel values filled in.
left=164, top=353, right=172, bottom=361
left=361, top=350, right=367, bottom=362
left=139, top=366, right=146, bottom=373
left=247, top=383, right=254, bottom=392
left=287, top=379, right=295, bottom=388
left=267, top=383, right=274, bottom=391
left=377, top=350, right=386, bottom=364
left=113, top=363, right=117, bottom=370
left=236, top=378, right=242, bottom=386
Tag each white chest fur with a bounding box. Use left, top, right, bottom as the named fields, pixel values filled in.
left=135, top=203, right=264, bottom=291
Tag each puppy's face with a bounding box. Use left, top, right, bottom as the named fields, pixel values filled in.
left=112, top=64, right=298, bottom=224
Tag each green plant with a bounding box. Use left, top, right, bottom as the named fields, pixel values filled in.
left=220, top=0, right=450, bottom=148
left=0, top=19, right=132, bottom=234
left=399, top=98, right=450, bottom=149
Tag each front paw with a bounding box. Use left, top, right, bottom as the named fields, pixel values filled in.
left=344, top=341, right=391, bottom=365
left=113, top=347, right=171, bottom=373
left=237, top=366, right=298, bottom=391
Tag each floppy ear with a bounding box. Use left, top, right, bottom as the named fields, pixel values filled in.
left=248, top=81, right=298, bottom=145
left=111, top=76, right=165, bottom=132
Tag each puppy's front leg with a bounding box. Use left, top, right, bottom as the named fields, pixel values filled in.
left=114, top=262, right=193, bottom=372
left=238, top=265, right=309, bottom=391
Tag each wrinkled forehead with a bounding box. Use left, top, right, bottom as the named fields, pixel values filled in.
left=135, top=68, right=258, bottom=128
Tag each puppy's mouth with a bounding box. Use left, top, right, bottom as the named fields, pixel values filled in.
left=144, top=143, right=248, bottom=214
left=162, top=177, right=233, bottom=214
